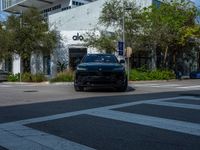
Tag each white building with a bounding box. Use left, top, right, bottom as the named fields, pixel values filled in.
left=1, top=0, right=96, bottom=13
left=0, top=0, right=198, bottom=77
left=0, top=0, right=98, bottom=76
left=48, top=0, right=155, bottom=76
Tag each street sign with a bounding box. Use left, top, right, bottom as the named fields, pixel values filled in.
left=118, top=41, right=124, bottom=56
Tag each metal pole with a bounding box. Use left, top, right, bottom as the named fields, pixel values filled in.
left=128, top=56, right=130, bottom=81
left=122, top=0, right=125, bottom=52
left=19, top=10, right=22, bottom=82
left=122, top=0, right=130, bottom=81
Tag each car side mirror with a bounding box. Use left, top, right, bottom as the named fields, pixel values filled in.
left=119, top=60, right=125, bottom=64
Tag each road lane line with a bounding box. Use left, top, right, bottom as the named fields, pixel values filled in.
left=87, top=109, right=200, bottom=136
left=10, top=96, right=190, bottom=125
left=177, top=85, right=200, bottom=89
left=134, top=84, right=180, bottom=88
left=146, top=101, right=200, bottom=110
left=100, top=96, right=192, bottom=110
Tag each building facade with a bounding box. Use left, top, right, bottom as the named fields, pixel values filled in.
left=1, top=0, right=96, bottom=13
left=0, top=0, right=98, bottom=76
left=0, top=0, right=198, bottom=77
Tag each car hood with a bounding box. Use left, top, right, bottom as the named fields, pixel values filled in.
left=77, top=63, right=124, bottom=71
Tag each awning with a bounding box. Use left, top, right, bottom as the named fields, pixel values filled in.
left=3, top=0, right=57, bottom=13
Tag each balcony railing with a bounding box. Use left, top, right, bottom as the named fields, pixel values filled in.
left=2, top=0, right=24, bottom=9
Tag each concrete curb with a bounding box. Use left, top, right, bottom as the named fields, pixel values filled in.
left=2, top=81, right=49, bottom=85
left=1, top=78, right=194, bottom=86
left=1, top=81, right=74, bottom=86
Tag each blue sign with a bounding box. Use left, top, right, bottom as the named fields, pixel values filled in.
left=118, top=41, right=124, bottom=56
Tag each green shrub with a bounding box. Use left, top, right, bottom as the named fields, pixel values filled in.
left=7, top=73, right=20, bottom=82
left=22, top=72, right=32, bottom=82
left=7, top=73, right=46, bottom=82
left=129, top=69, right=175, bottom=81
left=31, top=74, right=46, bottom=82
left=50, top=70, right=74, bottom=82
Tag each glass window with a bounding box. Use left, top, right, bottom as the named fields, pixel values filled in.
left=43, top=55, right=51, bottom=75
left=82, top=54, right=118, bottom=63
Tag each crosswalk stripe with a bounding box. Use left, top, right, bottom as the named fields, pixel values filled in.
left=146, top=101, right=200, bottom=110
left=0, top=129, right=50, bottom=150
left=87, top=109, right=200, bottom=136
left=0, top=96, right=199, bottom=150
left=0, top=124, right=95, bottom=150
left=177, top=85, right=200, bottom=89
left=0, top=85, right=11, bottom=88
left=134, top=83, right=200, bottom=89
left=11, top=96, right=189, bottom=125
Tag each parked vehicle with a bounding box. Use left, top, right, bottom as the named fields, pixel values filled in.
left=190, top=71, right=200, bottom=79
left=0, top=70, right=8, bottom=82
left=74, top=54, right=127, bottom=91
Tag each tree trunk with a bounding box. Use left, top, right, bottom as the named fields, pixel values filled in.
left=22, top=56, right=31, bottom=73
left=151, top=43, right=157, bottom=70
left=163, top=46, right=168, bottom=68
left=173, top=51, right=176, bottom=70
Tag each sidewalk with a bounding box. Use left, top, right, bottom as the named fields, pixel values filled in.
left=1, top=81, right=73, bottom=86
left=1, top=77, right=194, bottom=86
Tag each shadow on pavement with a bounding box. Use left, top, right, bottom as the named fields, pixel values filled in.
left=84, top=86, right=135, bottom=92
left=0, top=90, right=199, bottom=124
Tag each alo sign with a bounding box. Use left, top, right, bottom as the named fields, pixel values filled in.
left=72, top=33, right=84, bottom=41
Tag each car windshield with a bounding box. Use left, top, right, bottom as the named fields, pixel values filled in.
left=82, top=54, right=118, bottom=63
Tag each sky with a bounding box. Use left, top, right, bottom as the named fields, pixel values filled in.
left=192, top=0, right=200, bottom=6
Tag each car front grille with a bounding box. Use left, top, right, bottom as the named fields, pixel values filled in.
left=76, top=71, right=125, bottom=85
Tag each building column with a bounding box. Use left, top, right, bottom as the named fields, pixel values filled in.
left=12, top=54, right=21, bottom=74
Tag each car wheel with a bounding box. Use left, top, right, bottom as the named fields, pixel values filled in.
left=74, top=85, right=84, bottom=91
left=117, top=77, right=128, bottom=92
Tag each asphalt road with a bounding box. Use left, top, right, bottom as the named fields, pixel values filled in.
left=0, top=80, right=200, bottom=150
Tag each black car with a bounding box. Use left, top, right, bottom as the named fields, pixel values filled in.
left=74, top=54, right=127, bottom=91
left=190, top=71, right=200, bottom=79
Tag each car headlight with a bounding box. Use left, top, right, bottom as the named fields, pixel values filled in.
left=77, top=66, right=87, bottom=71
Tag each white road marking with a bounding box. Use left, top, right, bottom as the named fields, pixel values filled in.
left=134, top=83, right=200, bottom=90
left=177, top=85, right=200, bottom=89
left=0, top=85, right=11, bottom=88
left=150, top=84, right=181, bottom=88
left=100, top=96, right=192, bottom=110
left=0, top=96, right=200, bottom=150
left=133, top=84, right=161, bottom=87
left=146, top=101, right=200, bottom=110
left=0, top=129, right=50, bottom=150
left=134, top=83, right=180, bottom=88
left=87, top=109, right=200, bottom=136
left=13, top=96, right=189, bottom=125
left=0, top=124, right=95, bottom=150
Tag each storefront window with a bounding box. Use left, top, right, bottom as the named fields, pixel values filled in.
left=43, top=55, right=51, bottom=75
left=5, top=57, right=12, bottom=72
